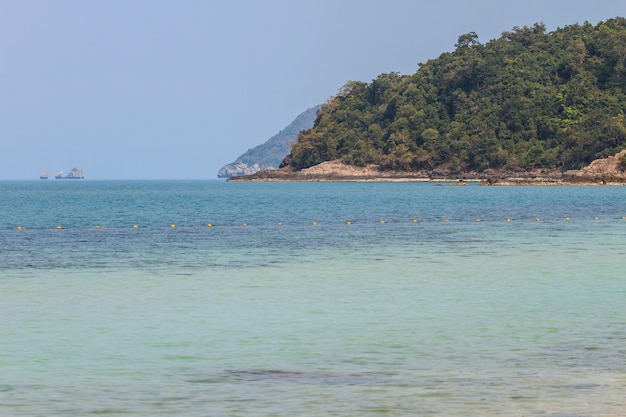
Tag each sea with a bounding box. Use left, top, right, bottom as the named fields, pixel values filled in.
left=1, top=180, right=625, bottom=417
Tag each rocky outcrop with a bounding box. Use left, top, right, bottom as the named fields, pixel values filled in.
left=579, top=150, right=626, bottom=177
left=218, top=162, right=263, bottom=178
left=231, top=160, right=434, bottom=182
left=482, top=151, right=626, bottom=185
left=299, top=160, right=428, bottom=179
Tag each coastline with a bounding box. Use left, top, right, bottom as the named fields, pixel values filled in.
left=227, top=157, right=626, bottom=185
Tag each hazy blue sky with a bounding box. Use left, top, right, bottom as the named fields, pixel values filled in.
left=1, top=1, right=624, bottom=179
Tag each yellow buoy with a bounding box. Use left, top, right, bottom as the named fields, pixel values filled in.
left=594, top=217, right=599, bottom=221
left=242, top=223, right=248, bottom=227
left=565, top=217, right=571, bottom=221
left=622, top=216, right=626, bottom=220
left=444, top=219, right=449, bottom=223
left=506, top=218, right=511, bottom=222
left=277, top=222, right=283, bottom=226
left=56, top=226, right=63, bottom=230
left=170, top=224, right=176, bottom=228
left=346, top=221, right=352, bottom=225
left=412, top=219, right=419, bottom=223
left=476, top=219, right=481, bottom=222
left=207, top=223, right=213, bottom=227
left=95, top=225, right=101, bottom=229
left=536, top=217, right=541, bottom=222
left=312, top=221, right=317, bottom=225
left=380, top=220, right=385, bottom=224
left=133, top=225, right=139, bottom=229
left=16, top=226, right=23, bottom=231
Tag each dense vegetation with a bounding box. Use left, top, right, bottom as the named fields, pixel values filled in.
left=289, top=18, right=626, bottom=173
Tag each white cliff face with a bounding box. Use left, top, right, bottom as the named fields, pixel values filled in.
left=218, top=162, right=268, bottom=178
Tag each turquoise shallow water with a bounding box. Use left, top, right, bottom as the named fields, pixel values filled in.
left=1, top=181, right=626, bottom=416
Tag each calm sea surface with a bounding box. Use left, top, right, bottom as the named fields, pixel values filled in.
left=1, top=180, right=625, bottom=416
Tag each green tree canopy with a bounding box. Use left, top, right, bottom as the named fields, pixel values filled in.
left=290, top=18, right=626, bottom=173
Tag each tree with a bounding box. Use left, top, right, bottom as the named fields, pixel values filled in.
left=421, top=128, right=439, bottom=142
left=455, top=32, right=480, bottom=49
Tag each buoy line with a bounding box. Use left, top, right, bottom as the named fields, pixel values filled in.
left=4, top=216, right=624, bottom=232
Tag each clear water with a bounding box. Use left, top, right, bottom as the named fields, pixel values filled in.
left=1, top=181, right=625, bottom=416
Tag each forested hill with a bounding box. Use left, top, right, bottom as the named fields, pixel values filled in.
left=287, top=18, right=626, bottom=174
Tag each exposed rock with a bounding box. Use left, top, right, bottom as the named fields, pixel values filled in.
left=217, top=162, right=263, bottom=178
left=299, top=160, right=424, bottom=178
left=231, top=160, right=431, bottom=182
left=579, top=150, right=626, bottom=177
left=484, top=151, right=626, bottom=185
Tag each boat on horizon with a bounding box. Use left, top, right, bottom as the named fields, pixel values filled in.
left=54, top=171, right=64, bottom=179
left=40, top=170, right=49, bottom=179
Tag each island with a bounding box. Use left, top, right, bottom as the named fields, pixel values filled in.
left=229, top=18, right=626, bottom=185
left=55, top=167, right=85, bottom=179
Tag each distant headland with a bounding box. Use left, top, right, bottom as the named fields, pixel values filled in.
left=217, top=106, right=320, bottom=178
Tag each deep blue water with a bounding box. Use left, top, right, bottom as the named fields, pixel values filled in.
left=2, top=180, right=625, bottom=272
left=2, top=180, right=625, bottom=229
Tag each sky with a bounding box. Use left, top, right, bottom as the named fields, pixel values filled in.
left=1, top=1, right=624, bottom=179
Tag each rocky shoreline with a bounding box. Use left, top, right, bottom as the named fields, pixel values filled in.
left=228, top=151, right=626, bottom=185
